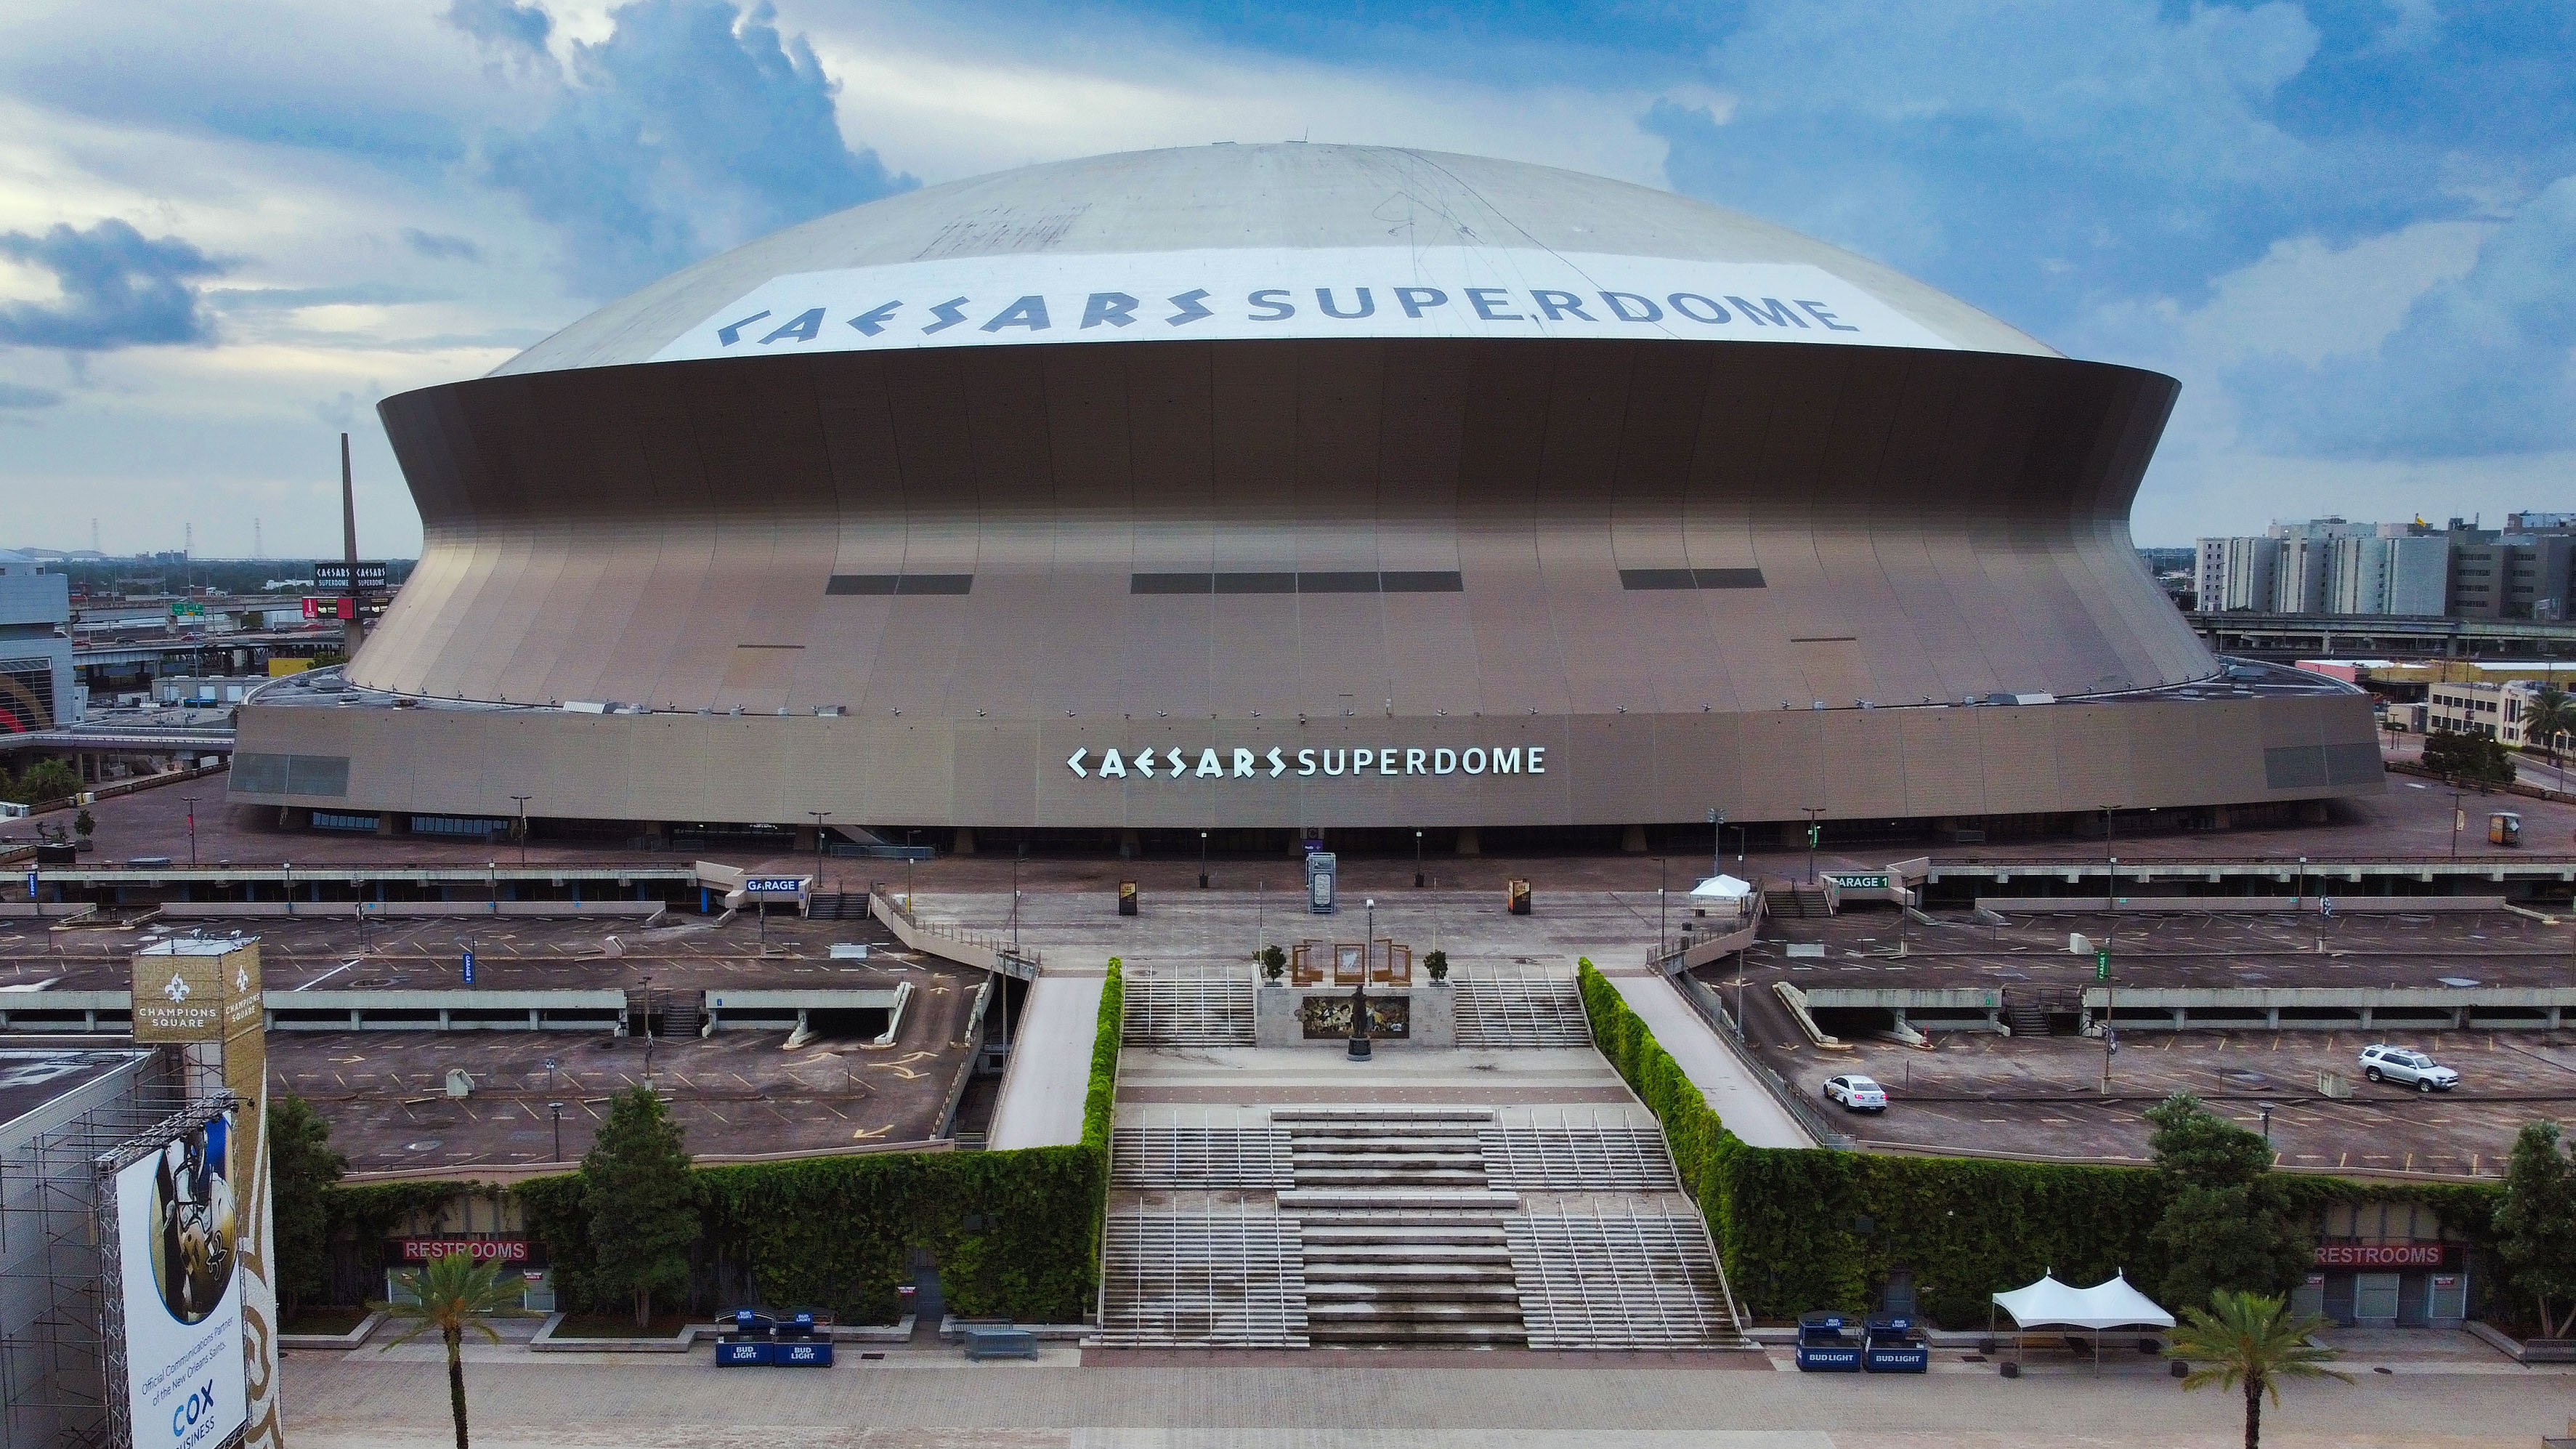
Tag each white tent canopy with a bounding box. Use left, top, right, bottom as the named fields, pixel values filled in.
left=1689, top=874, right=1754, bottom=900
left=1991, top=1272, right=2176, bottom=1331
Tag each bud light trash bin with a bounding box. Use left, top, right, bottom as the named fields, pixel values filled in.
left=1794, top=1310, right=1862, bottom=1371
left=1863, top=1313, right=1929, bottom=1373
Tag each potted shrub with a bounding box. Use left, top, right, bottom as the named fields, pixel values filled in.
left=1424, top=950, right=1449, bottom=984
left=73, top=807, right=94, bottom=851
left=1257, top=944, right=1286, bottom=985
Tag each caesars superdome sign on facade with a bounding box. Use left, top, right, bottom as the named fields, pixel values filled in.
left=225, top=143, right=2384, bottom=834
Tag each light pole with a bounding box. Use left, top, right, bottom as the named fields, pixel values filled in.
left=1803, top=807, right=1823, bottom=884
left=181, top=794, right=198, bottom=866
left=511, top=794, right=531, bottom=867
left=1199, top=830, right=1210, bottom=889
left=1349, top=897, right=1377, bottom=1060
left=1707, top=808, right=1722, bottom=884
left=2296, top=855, right=2307, bottom=908
left=1658, top=856, right=1669, bottom=961
left=808, top=810, right=832, bottom=892
left=1414, top=829, right=1424, bottom=889
left=2450, top=788, right=2466, bottom=860
left=641, top=974, right=655, bottom=1078
left=549, top=1101, right=564, bottom=1162
left=1011, top=855, right=1022, bottom=958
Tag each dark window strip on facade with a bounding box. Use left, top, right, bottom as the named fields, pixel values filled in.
left=1619, top=568, right=1768, bottom=591
left=1130, top=570, right=1467, bottom=595
left=826, top=573, right=973, bottom=596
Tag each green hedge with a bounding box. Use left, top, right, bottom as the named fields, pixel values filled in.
left=331, top=956, right=1130, bottom=1326
left=1573, top=958, right=2505, bottom=1327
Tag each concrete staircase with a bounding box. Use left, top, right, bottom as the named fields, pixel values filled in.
left=1453, top=973, right=1592, bottom=1048
left=1122, top=968, right=1256, bottom=1047
left=1276, top=1108, right=1527, bottom=1347
left=806, top=891, right=864, bottom=921
left=1770, top=885, right=1834, bottom=919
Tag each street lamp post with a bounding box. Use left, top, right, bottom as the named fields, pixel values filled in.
left=808, top=810, right=832, bottom=890
left=1348, top=897, right=1377, bottom=1060
left=1802, top=807, right=1823, bottom=884
left=1199, top=830, right=1210, bottom=889
left=549, top=1101, right=564, bottom=1162
left=510, top=795, right=531, bottom=868
left=1414, top=829, right=1424, bottom=889
left=1707, top=808, right=1723, bottom=884
left=640, top=974, right=655, bottom=1078
left=181, top=795, right=198, bottom=866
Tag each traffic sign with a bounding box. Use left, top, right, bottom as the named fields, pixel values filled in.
left=2095, top=949, right=2110, bottom=980
left=462, top=948, right=476, bottom=985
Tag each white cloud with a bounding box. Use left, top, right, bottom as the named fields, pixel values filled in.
left=800, top=16, right=1674, bottom=190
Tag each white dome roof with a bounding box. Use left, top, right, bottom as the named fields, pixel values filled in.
left=493, top=142, right=2054, bottom=376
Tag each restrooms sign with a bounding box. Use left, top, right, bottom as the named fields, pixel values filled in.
left=651, top=248, right=1959, bottom=362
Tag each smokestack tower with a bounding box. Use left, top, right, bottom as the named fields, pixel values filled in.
left=341, top=432, right=365, bottom=655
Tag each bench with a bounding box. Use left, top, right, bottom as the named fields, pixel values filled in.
left=961, top=1325, right=1038, bottom=1361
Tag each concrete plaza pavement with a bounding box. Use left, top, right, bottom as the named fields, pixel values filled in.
left=277, top=1341, right=2576, bottom=1448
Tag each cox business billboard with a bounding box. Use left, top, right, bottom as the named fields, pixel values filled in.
left=112, top=1113, right=246, bottom=1449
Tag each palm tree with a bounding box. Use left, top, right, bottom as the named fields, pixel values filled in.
left=376, top=1250, right=530, bottom=1449
left=2523, top=684, right=2575, bottom=794
left=2167, top=1288, right=2352, bottom=1449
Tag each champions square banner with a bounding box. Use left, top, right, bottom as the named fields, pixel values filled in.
left=651, top=249, right=1961, bottom=363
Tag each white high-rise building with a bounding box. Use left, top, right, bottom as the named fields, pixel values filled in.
left=2386, top=536, right=2451, bottom=615
left=2275, top=536, right=2333, bottom=613
left=2195, top=536, right=2281, bottom=612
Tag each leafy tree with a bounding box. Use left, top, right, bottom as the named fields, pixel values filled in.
left=2145, top=1094, right=2312, bottom=1309
left=267, top=1094, right=349, bottom=1317
left=1423, top=949, right=1450, bottom=982
left=5, top=758, right=78, bottom=804
left=1257, top=943, right=1286, bottom=982
left=376, top=1250, right=528, bottom=1449
left=2524, top=685, right=2576, bottom=792
left=2168, top=1288, right=2351, bottom=1449
left=2495, top=1120, right=2576, bottom=1339
left=582, top=1086, right=699, bottom=1328
left=2421, top=728, right=2514, bottom=784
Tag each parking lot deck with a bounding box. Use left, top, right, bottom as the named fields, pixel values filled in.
left=1767, top=1025, right=2569, bottom=1179
left=1750, top=905, right=2576, bottom=995
left=1715, top=905, right=2576, bottom=1179
left=0, top=911, right=907, bottom=993
left=265, top=996, right=976, bottom=1176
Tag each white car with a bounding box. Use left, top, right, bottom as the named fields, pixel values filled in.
left=1823, top=1074, right=1888, bottom=1113
left=2359, top=1044, right=2459, bottom=1092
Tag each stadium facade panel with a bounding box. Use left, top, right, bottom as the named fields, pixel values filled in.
left=233, top=144, right=2379, bottom=832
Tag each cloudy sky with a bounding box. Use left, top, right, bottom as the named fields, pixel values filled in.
left=1, top=0, right=2569, bottom=557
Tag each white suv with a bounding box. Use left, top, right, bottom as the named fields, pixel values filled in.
left=2359, top=1044, right=2460, bottom=1092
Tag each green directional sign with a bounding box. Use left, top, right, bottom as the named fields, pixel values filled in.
left=2096, top=949, right=2111, bottom=981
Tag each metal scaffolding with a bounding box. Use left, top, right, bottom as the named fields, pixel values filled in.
left=0, top=1046, right=192, bottom=1449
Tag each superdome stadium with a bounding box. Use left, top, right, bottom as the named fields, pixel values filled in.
left=232, top=142, right=2380, bottom=847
